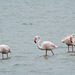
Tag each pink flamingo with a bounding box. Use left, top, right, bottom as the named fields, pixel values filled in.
left=0, top=45, right=11, bottom=59
left=34, top=36, right=58, bottom=56
left=62, top=34, right=75, bottom=52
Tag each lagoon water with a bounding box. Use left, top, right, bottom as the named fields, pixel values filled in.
left=0, top=0, right=75, bottom=75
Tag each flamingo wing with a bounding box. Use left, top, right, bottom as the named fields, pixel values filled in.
left=41, top=41, right=56, bottom=50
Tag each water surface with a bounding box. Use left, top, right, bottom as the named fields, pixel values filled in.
left=0, top=0, right=75, bottom=75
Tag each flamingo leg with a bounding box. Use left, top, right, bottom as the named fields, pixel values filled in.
left=68, top=46, right=69, bottom=52
left=51, top=50, right=54, bottom=55
left=72, top=46, right=73, bottom=52
left=2, top=54, right=4, bottom=59
left=7, top=53, right=8, bottom=58
left=46, top=50, right=47, bottom=56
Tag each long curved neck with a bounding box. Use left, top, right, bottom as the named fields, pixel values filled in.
left=37, top=37, right=42, bottom=50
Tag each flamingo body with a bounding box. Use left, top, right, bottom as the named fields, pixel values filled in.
left=0, top=45, right=11, bottom=59
left=34, top=36, right=57, bottom=55
left=41, top=41, right=57, bottom=50
left=62, top=35, right=72, bottom=46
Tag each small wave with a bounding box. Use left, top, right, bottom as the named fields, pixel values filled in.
left=22, top=23, right=33, bottom=25
left=0, top=57, right=11, bottom=60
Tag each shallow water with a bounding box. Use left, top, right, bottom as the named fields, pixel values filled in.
left=0, top=0, right=75, bottom=75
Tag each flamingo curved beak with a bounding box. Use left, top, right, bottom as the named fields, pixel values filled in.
left=70, top=37, right=73, bottom=43
left=34, top=38, right=37, bottom=43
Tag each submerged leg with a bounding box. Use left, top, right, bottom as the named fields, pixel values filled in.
left=68, top=46, right=69, bottom=52
left=51, top=50, right=54, bottom=55
left=72, top=46, right=73, bottom=52
left=46, top=50, right=47, bottom=56
left=7, top=53, right=8, bottom=58
left=2, top=54, right=4, bottom=59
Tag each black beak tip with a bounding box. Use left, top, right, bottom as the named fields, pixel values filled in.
left=34, top=41, right=36, bottom=43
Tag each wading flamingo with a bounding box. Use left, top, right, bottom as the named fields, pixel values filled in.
left=62, top=34, right=75, bottom=52
left=34, top=36, right=58, bottom=56
left=0, top=45, right=11, bottom=59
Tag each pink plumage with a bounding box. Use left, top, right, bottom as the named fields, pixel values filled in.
left=0, top=45, right=11, bottom=59
left=62, top=34, right=75, bottom=52
left=34, top=36, right=58, bottom=56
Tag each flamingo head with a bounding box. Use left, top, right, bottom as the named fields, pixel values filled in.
left=34, top=36, right=40, bottom=43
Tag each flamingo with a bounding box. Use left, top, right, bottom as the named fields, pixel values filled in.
left=34, top=36, right=58, bottom=56
left=62, top=34, right=75, bottom=52
left=0, top=45, right=11, bottom=59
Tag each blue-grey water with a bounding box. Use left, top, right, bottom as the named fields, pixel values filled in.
left=0, top=0, right=75, bottom=75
